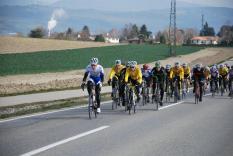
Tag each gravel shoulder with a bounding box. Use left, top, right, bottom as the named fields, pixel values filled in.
left=0, top=48, right=232, bottom=95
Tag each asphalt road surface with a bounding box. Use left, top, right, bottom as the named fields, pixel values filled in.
left=0, top=91, right=233, bottom=156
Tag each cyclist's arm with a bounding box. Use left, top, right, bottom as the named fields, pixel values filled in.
left=83, top=71, right=89, bottom=82
left=108, top=67, right=115, bottom=80
left=124, top=69, right=129, bottom=83
left=169, top=69, right=173, bottom=79
left=100, top=66, right=104, bottom=83
left=137, top=68, right=143, bottom=84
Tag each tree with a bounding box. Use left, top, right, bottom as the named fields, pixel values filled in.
left=130, top=24, right=139, bottom=38
left=95, top=34, right=105, bottom=42
left=140, top=24, right=149, bottom=39
left=218, top=25, right=233, bottom=46
left=66, top=27, right=73, bottom=39
left=29, top=27, right=46, bottom=38
left=184, top=28, right=198, bottom=44
left=160, top=35, right=166, bottom=44
left=81, top=25, right=90, bottom=40
left=200, top=22, right=215, bottom=36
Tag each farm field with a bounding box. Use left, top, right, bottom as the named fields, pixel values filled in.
left=0, top=36, right=115, bottom=54
left=0, top=44, right=203, bottom=76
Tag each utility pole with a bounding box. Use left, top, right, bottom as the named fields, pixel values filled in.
left=169, top=0, right=177, bottom=56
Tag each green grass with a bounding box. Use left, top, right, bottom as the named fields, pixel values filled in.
left=0, top=44, right=203, bottom=76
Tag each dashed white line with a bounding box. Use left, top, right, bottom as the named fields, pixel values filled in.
left=20, top=126, right=110, bottom=156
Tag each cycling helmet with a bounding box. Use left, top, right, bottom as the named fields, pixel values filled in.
left=175, top=62, right=180, bottom=67
left=155, top=61, right=161, bottom=68
left=182, top=63, right=187, bottom=67
left=126, top=61, right=131, bottom=68
left=90, top=57, right=98, bottom=65
left=115, top=60, right=121, bottom=65
left=143, top=64, right=149, bottom=70
left=204, top=66, right=210, bottom=71
left=219, top=64, right=224, bottom=68
left=196, top=64, right=202, bottom=71
left=166, top=64, right=171, bottom=70
left=129, top=61, right=136, bottom=68
left=132, top=61, right=137, bottom=66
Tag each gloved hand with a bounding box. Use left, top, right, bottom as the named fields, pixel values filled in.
left=108, top=79, right=111, bottom=86
left=81, top=82, right=85, bottom=91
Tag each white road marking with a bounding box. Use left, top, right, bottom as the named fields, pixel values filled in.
left=0, top=100, right=112, bottom=123
left=20, top=126, right=110, bottom=156
left=159, top=101, right=184, bottom=110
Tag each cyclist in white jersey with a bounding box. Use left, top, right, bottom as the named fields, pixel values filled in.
left=81, top=58, right=104, bottom=113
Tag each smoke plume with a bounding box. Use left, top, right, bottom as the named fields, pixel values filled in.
left=48, top=8, right=66, bottom=37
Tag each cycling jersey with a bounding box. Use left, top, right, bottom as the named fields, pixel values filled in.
left=170, top=67, right=184, bottom=80
left=192, top=68, right=205, bottom=81
left=210, top=67, right=219, bottom=78
left=219, top=67, right=228, bottom=76
left=83, top=64, right=104, bottom=84
left=183, top=67, right=191, bottom=78
left=229, top=69, right=233, bottom=78
left=151, top=68, right=166, bottom=82
left=125, top=66, right=142, bottom=84
left=141, top=68, right=152, bottom=78
left=108, top=65, right=125, bottom=80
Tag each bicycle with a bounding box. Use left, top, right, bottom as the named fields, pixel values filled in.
left=210, top=78, right=218, bottom=97
left=142, top=79, right=150, bottom=106
left=173, top=78, right=180, bottom=103
left=165, top=80, right=172, bottom=103
left=82, top=83, right=97, bottom=119
left=152, top=82, right=160, bottom=111
left=194, top=81, right=200, bottom=104
left=111, top=76, right=120, bottom=110
left=228, top=77, right=233, bottom=98
left=219, top=76, right=225, bottom=96
left=182, top=78, right=188, bottom=99
left=124, top=83, right=137, bottom=115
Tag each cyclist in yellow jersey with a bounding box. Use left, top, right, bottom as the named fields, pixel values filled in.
left=182, top=63, right=191, bottom=92
left=170, top=62, right=184, bottom=100
left=125, top=61, right=142, bottom=102
left=218, top=64, right=229, bottom=90
left=108, top=60, right=125, bottom=99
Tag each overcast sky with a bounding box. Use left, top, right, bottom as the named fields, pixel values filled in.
left=22, top=0, right=233, bottom=8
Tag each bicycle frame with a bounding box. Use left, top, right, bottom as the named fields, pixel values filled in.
left=194, top=81, right=200, bottom=104
left=125, top=83, right=137, bottom=114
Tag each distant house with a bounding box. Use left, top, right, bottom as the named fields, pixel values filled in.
left=191, top=36, right=219, bottom=45
left=103, top=33, right=119, bottom=44
left=127, top=37, right=144, bottom=44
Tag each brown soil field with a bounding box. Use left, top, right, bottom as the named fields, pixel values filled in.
left=0, top=48, right=232, bottom=95
left=0, top=36, right=117, bottom=54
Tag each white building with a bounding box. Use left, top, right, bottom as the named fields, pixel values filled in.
left=191, top=36, right=219, bottom=45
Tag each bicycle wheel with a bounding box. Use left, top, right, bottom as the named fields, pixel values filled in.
left=195, top=94, right=199, bottom=104
left=88, top=95, right=93, bottom=119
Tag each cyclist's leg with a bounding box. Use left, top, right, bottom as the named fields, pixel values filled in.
left=199, top=80, right=203, bottom=101
left=87, top=79, right=94, bottom=95
left=160, top=81, right=165, bottom=104
left=95, top=83, right=101, bottom=109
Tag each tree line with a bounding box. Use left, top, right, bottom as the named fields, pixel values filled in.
left=29, top=23, right=233, bottom=46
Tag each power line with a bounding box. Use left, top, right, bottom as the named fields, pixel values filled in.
left=169, top=0, right=176, bottom=56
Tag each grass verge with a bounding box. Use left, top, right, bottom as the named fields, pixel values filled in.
left=0, top=93, right=111, bottom=119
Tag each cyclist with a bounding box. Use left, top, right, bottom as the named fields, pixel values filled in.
left=210, top=65, right=219, bottom=92
left=225, top=63, right=230, bottom=70
left=228, top=65, right=233, bottom=96
left=141, top=64, right=152, bottom=102
left=170, top=62, right=184, bottom=100
left=182, top=63, right=191, bottom=93
left=219, top=64, right=229, bottom=91
left=124, top=61, right=142, bottom=102
left=192, top=64, right=205, bottom=102
left=81, top=58, right=104, bottom=113
left=108, top=60, right=125, bottom=99
left=165, top=64, right=172, bottom=94
left=151, top=62, right=166, bottom=106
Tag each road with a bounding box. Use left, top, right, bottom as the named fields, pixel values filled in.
left=0, top=92, right=233, bottom=156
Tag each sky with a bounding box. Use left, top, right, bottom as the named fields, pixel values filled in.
left=42, top=0, right=233, bottom=8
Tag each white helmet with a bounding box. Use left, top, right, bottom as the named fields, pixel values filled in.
left=175, top=62, right=180, bottom=67
left=115, top=60, right=121, bottom=65
left=166, top=64, right=171, bottom=70
left=196, top=64, right=202, bottom=70
left=204, top=66, right=210, bottom=71
left=130, top=61, right=136, bottom=68
left=182, top=63, right=187, bottom=67
left=132, top=61, right=137, bottom=66
left=90, top=57, right=98, bottom=65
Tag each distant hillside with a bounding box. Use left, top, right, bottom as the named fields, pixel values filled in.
left=0, top=5, right=233, bottom=35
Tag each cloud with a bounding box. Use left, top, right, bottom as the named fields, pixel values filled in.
left=179, top=0, right=233, bottom=8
